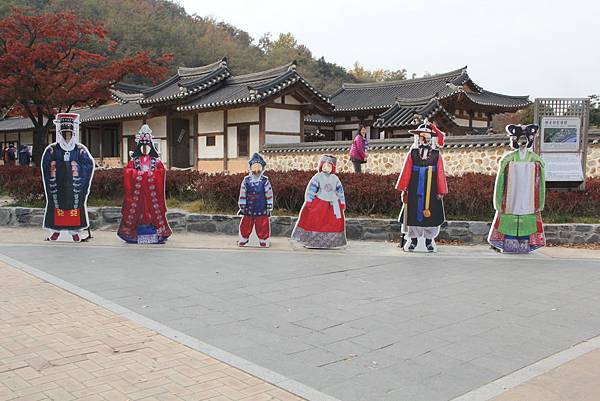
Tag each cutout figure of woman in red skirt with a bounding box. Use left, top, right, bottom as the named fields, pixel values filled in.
left=292, top=155, right=346, bottom=248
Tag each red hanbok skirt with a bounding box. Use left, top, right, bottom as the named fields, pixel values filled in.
left=292, top=198, right=346, bottom=248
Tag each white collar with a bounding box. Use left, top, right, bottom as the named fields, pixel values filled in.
left=57, top=134, right=77, bottom=152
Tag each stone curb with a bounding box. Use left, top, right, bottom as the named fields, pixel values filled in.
left=1, top=206, right=599, bottom=244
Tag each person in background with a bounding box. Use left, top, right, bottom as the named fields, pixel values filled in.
left=349, top=124, right=368, bottom=173
left=3, top=143, right=17, bottom=166
left=18, top=145, right=31, bottom=166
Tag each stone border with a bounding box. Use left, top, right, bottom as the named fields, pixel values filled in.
left=1, top=206, right=598, bottom=244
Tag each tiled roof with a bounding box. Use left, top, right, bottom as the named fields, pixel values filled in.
left=177, top=62, right=332, bottom=112
left=373, top=98, right=455, bottom=128
left=78, top=102, right=148, bottom=122
left=264, top=133, right=600, bottom=153
left=262, top=134, right=516, bottom=153
left=111, top=58, right=232, bottom=105
left=304, top=114, right=335, bottom=124
left=0, top=103, right=148, bottom=132
left=461, top=90, right=531, bottom=108
left=0, top=117, right=36, bottom=132
left=331, top=67, right=529, bottom=112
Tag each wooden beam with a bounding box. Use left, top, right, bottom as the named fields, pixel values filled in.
left=264, top=103, right=311, bottom=110
left=227, top=121, right=260, bottom=127
left=265, top=131, right=303, bottom=136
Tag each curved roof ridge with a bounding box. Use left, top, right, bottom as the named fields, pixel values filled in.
left=177, top=57, right=228, bottom=77
left=478, top=88, right=530, bottom=100
left=228, top=61, right=296, bottom=84
left=341, top=66, right=467, bottom=90
left=112, top=82, right=150, bottom=94
left=394, top=96, right=437, bottom=105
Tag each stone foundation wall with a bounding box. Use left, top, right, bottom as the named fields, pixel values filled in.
left=587, top=145, right=600, bottom=177
left=1, top=206, right=598, bottom=245
left=263, top=138, right=600, bottom=177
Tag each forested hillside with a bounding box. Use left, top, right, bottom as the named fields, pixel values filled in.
left=0, top=0, right=405, bottom=93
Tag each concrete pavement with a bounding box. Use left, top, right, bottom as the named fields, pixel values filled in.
left=1, top=227, right=600, bottom=400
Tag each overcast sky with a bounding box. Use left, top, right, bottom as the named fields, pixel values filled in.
left=181, top=0, right=598, bottom=99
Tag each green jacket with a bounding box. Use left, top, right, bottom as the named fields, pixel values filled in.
left=493, top=150, right=545, bottom=236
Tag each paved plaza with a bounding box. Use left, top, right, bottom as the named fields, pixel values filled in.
left=0, top=228, right=600, bottom=401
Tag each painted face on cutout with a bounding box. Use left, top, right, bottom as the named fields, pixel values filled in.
left=506, top=124, right=539, bottom=150
left=141, top=144, right=151, bottom=155
left=62, top=130, right=73, bottom=141
left=250, top=162, right=263, bottom=175
left=419, top=132, right=432, bottom=147
left=321, top=162, right=333, bottom=174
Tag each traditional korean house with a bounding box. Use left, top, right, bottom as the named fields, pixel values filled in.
left=110, top=58, right=332, bottom=172
left=305, top=66, right=531, bottom=141
left=0, top=63, right=529, bottom=173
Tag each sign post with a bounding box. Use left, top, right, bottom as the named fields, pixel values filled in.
left=534, top=98, right=590, bottom=190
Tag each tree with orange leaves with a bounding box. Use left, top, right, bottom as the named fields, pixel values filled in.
left=0, top=7, right=173, bottom=164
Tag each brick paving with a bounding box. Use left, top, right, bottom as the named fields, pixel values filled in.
left=490, top=348, right=600, bottom=401
left=0, top=261, right=304, bottom=401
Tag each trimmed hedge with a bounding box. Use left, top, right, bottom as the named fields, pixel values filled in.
left=1, top=166, right=599, bottom=219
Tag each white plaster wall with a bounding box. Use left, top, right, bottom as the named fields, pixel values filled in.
left=265, top=108, right=300, bottom=133
left=454, top=118, right=470, bottom=127
left=122, top=137, right=128, bottom=163
left=284, top=95, right=301, bottom=105
left=198, top=110, right=224, bottom=133
left=227, top=126, right=237, bottom=159
left=335, top=123, right=359, bottom=131
left=228, top=107, right=259, bottom=124
left=122, top=119, right=142, bottom=136
left=199, top=134, right=224, bottom=159
left=154, top=139, right=168, bottom=165
left=266, top=134, right=300, bottom=144
left=122, top=116, right=167, bottom=138
left=472, top=120, right=489, bottom=128
left=392, top=129, right=410, bottom=136
left=250, top=125, right=260, bottom=155
left=19, top=131, right=33, bottom=143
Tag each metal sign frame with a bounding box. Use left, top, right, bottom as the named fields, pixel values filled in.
left=534, top=98, right=590, bottom=190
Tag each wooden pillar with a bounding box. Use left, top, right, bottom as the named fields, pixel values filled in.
left=259, top=105, right=266, bottom=149
left=468, top=111, right=474, bottom=129
left=166, top=112, right=171, bottom=170
left=486, top=113, right=493, bottom=128
left=300, top=110, right=305, bottom=143
left=99, top=125, right=104, bottom=163
left=117, top=121, right=127, bottom=164
left=223, top=110, right=228, bottom=172
left=193, top=113, right=199, bottom=170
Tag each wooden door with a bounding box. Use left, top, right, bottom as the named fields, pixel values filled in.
left=170, top=118, right=190, bottom=168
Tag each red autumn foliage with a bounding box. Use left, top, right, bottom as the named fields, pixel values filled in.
left=0, top=7, right=173, bottom=164
left=1, top=166, right=599, bottom=220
